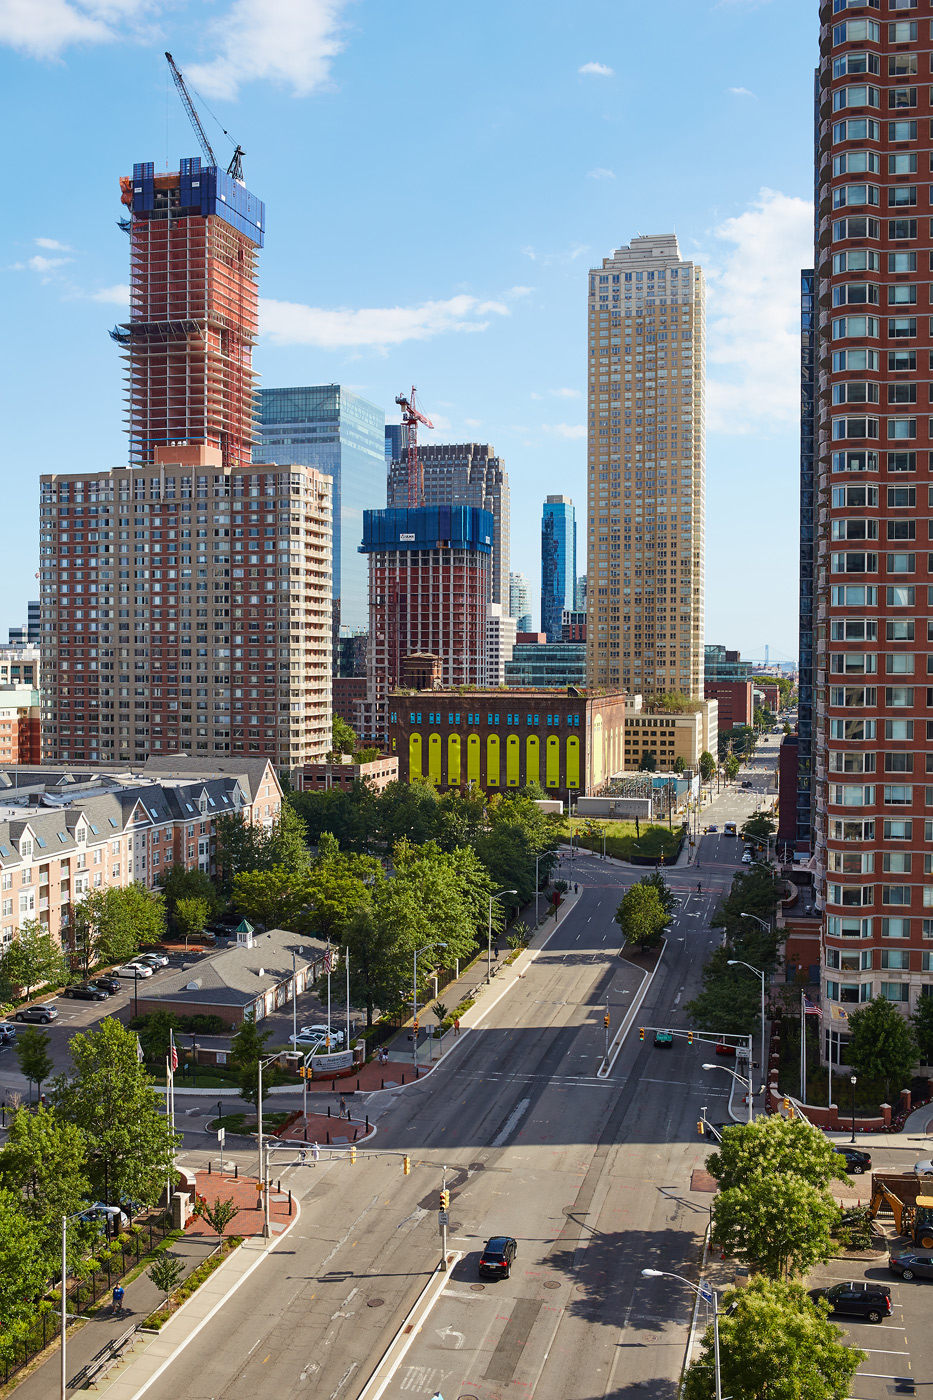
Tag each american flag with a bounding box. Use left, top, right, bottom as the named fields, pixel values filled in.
left=169, top=1031, right=178, bottom=1072
left=324, top=945, right=334, bottom=976
left=803, top=996, right=822, bottom=1017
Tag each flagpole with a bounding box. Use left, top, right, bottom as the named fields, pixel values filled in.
left=327, top=947, right=332, bottom=1051
left=345, top=947, right=350, bottom=1050
left=828, top=1022, right=833, bottom=1109
left=800, top=991, right=806, bottom=1102
left=165, top=1053, right=172, bottom=1207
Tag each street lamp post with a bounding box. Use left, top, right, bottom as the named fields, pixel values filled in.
left=413, top=941, right=447, bottom=1074
left=256, top=1051, right=283, bottom=1235
left=728, top=953, right=766, bottom=1089
left=850, top=1074, right=858, bottom=1144
left=60, top=1208, right=90, bottom=1400
left=703, top=1061, right=754, bottom=1125
left=487, top=891, right=517, bottom=984
left=642, top=1269, right=723, bottom=1400
left=535, top=854, right=541, bottom=927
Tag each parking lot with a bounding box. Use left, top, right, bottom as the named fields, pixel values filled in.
left=808, top=1251, right=921, bottom=1397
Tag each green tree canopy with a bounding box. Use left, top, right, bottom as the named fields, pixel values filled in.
left=637, top=869, right=676, bottom=916
left=14, top=1024, right=54, bottom=1098
left=0, top=1105, right=90, bottom=1264
left=72, top=884, right=164, bottom=973
left=230, top=1015, right=273, bottom=1111
left=332, top=714, right=357, bottom=755
left=232, top=866, right=311, bottom=931
left=711, top=1172, right=839, bottom=1279
left=682, top=1277, right=864, bottom=1400
left=174, top=895, right=210, bottom=943
left=156, top=864, right=220, bottom=925
left=137, top=1009, right=182, bottom=1065
left=638, top=751, right=658, bottom=772
left=684, top=946, right=762, bottom=1036
left=51, top=1017, right=177, bottom=1207
left=911, top=994, right=933, bottom=1067
left=846, top=996, right=917, bottom=1098
left=723, top=753, right=741, bottom=782
left=0, top=922, right=68, bottom=999
left=0, top=1188, right=56, bottom=1367
left=614, top=884, right=666, bottom=951
left=706, top=1115, right=849, bottom=1193
left=698, top=750, right=716, bottom=783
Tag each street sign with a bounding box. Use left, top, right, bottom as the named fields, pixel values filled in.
left=217, top=1128, right=225, bottom=1144
left=438, top=1209, right=450, bottom=1230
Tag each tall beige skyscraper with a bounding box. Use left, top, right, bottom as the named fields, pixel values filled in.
left=585, top=234, right=706, bottom=697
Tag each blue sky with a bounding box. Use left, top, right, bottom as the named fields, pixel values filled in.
left=1, top=0, right=816, bottom=662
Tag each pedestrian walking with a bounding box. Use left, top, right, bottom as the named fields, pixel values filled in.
left=311, top=1141, right=320, bottom=1164
left=339, top=1094, right=347, bottom=1120
left=454, top=1017, right=461, bottom=1037
left=574, top=882, right=578, bottom=894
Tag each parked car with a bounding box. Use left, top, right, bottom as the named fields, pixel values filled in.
left=888, top=1252, right=933, bottom=1281
left=478, top=1236, right=518, bottom=1279
left=0, top=1022, right=17, bottom=1040
left=289, top=1025, right=345, bottom=1047
left=654, top=1029, right=674, bottom=1048
left=137, top=951, right=169, bottom=968
left=913, top=1159, right=933, bottom=1176
left=116, top=962, right=153, bottom=979
left=79, top=1203, right=130, bottom=1234
left=834, top=1145, right=871, bottom=1174
left=14, top=1004, right=58, bottom=1024
left=63, top=983, right=109, bottom=1002
left=808, top=1281, right=892, bottom=1322
left=88, top=975, right=121, bottom=994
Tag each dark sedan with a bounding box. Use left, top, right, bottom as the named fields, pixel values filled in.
left=89, top=975, right=121, bottom=994
left=63, top=984, right=110, bottom=1002
left=479, top=1236, right=518, bottom=1279
left=833, top=1145, right=871, bottom=1174
left=889, top=1252, right=933, bottom=1281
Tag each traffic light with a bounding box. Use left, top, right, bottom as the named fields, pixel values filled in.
left=403, top=1155, right=411, bottom=1176
left=639, top=1027, right=645, bottom=1042
left=697, top=1121, right=705, bottom=1137
left=349, top=1143, right=357, bottom=1164
left=439, top=1189, right=450, bottom=1211
left=783, top=1096, right=790, bottom=1112
left=687, top=1031, right=694, bottom=1045
left=413, top=1018, right=419, bottom=1034
left=604, top=1012, right=610, bottom=1028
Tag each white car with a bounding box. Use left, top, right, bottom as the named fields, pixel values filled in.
left=138, top=951, right=169, bottom=968
left=913, top=1159, right=933, bottom=1176
left=117, top=962, right=153, bottom=978
left=741, top=852, right=753, bottom=864
left=289, top=1024, right=345, bottom=1047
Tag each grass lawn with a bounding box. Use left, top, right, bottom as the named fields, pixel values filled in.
left=146, top=1063, right=295, bottom=1090
left=556, top=819, right=682, bottom=863
left=206, top=1110, right=291, bottom=1135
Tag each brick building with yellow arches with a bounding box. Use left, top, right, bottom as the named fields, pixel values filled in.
left=387, top=688, right=627, bottom=802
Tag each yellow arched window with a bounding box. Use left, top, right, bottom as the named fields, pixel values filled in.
left=409, top=732, right=422, bottom=780
left=506, top=733, right=520, bottom=787
left=448, top=733, right=461, bottom=786
left=428, top=732, right=442, bottom=785
left=467, top=732, right=481, bottom=785
left=546, top=734, right=560, bottom=788
left=486, top=733, right=500, bottom=787
left=526, top=734, right=540, bottom=787
left=567, top=735, right=580, bottom=789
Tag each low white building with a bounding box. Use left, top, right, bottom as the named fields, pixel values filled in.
left=486, top=603, right=517, bottom=685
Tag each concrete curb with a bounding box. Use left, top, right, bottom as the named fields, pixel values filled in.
left=356, top=1253, right=463, bottom=1400
left=598, top=942, right=667, bottom=1079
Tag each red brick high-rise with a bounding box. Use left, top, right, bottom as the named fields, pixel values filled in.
left=816, top=2, right=933, bottom=1039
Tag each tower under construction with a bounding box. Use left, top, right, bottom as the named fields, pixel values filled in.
left=114, top=156, right=264, bottom=470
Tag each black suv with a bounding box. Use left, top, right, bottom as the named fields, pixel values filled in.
left=479, top=1236, right=518, bottom=1279
left=809, top=1281, right=891, bottom=1322
left=63, top=984, right=109, bottom=1002
left=834, top=1145, right=872, bottom=1175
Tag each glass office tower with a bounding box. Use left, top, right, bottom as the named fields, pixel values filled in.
left=256, top=385, right=385, bottom=633
left=541, top=495, right=577, bottom=641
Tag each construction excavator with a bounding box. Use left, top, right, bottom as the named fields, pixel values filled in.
left=869, top=1178, right=933, bottom=1249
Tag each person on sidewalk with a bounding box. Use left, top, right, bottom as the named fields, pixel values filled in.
left=112, top=1283, right=125, bottom=1315
left=339, top=1094, right=347, bottom=1120
left=454, top=1018, right=461, bottom=1037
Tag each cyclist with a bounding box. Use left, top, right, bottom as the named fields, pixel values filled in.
left=112, top=1284, right=125, bottom=1315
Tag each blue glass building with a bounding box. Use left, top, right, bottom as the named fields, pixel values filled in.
left=541, top=495, right=577, bottom=642
left=255, top=385, right=385, bottom=633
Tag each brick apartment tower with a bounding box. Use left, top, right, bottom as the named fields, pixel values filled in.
left=38, top=157, right=332, bottom=771
left=359, top=506, right=493, bottom=741
left=815, top=3, right=933, bottom=1040
left=585, top=235, right=706, bottom=698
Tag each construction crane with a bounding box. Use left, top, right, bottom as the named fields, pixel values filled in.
left=395, top=387, right=434, bottom=508
left=165, top=51, right=246, bottom=181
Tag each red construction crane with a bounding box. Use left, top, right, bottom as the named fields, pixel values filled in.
left=395, top=387, right=434, bottom=507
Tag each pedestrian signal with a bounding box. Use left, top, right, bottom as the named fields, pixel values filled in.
left=403, top=1155, right=411, bottom=1176
left=349, top=1143, right=357, bottom=1164
left=604, top=1013, right=610, bottom=1028
left=639, top=1027, right=645, bottom=1042
left=439, top=1189, right=450, bottom=1211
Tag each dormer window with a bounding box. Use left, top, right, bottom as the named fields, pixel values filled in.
left=19, top=838, right=32, bottom=859
left=76, top=828, right=86, bottom=845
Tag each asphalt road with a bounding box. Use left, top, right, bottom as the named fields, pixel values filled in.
left=138, top=784, right=770, bottom=1400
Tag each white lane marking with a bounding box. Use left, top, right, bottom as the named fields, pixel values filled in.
left=492, top=1096, right=531, bottom=1147
left=435, top=1324, right=465, bottom=1349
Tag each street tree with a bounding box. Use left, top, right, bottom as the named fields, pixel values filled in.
left=682, top=1276, right=864, bottom=1400
left=118, top=882, right=167, bottom=949
left=711, top=1173, right=839, bottom=1279
left=706, top=1115, right=849, bottom=1192
left=698, top=750, right=716, bottom=784
left=0, top=1104, right=90, bottom=1238
left=136, top=1009, right=181, bottom=1065
left=194, top=1194, right=240, bottom=1241
left=684, top=947, right=761, bottom=1036
left=156, top=864, right=220, bottom=926
left=723, top=754, right=740, bottom=783
left=264, top=803, right=312, bottom=874
left=638, top=751, right=658, bottom=772
left=637, top=869, right=676, bottom=917
left=229, top=1015, right=273, bottom=1113
left=71, top=887, right=148, bottom=973
left=174, top=895, right=210, bottom=945
left=911, top=994, right=933, bottom=1067
left=742, top=812, right=776, bottom=842
left=846, top=996, right=917, bottom=1099
left=673, top=755, right=686, bottom=774
left=148, top=1251, right=184, bottom=1305
left=51, top=1017, right=178, bottom=1208
left=0, top=922, right=68, bottom=999
left=14, top=1024, right=54, bottom=1100
left=302, top=836, right=379, bottom=942
left=232, top=866, right=311, bottom=931
left=614, top=884, right=666, bottom=951
left=0, top=1188, right=56, bottom=1368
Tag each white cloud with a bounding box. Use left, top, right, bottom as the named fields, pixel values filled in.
left=704, top=187, right=814, bottom=436
left=728, top=86, right=756, bottom=97
left=34, top=236, right=72, bottom=250
left=0, top=0, right=152, bottom=59
left=578, top=61, right=614, bottom=76
left=542, top=423, right=586, bottom=440
left=88, top=283, right=130, bottom=304
left=508, top=285, right=534, bottom=298
left=587, top=167, right=616, bottom=180
left=186, top=0, right=349, bottom=99
left=12, top=253, right=73, bottom=277
left=521, top=242, right=589, bottom=266
left=463, top=417, right=482, bottom=428
left=548, top=387, right=581, bottom=399
left=260, top=293, right=509, bottom=349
